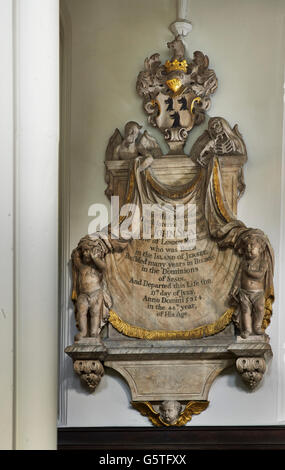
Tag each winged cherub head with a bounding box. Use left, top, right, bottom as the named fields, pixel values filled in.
left=159, top=400, right=182, bottom=425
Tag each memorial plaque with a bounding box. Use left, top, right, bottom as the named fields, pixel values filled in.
left=105, top=157, right=241, bottom=338
left=65, top=27, right=274, bottom=427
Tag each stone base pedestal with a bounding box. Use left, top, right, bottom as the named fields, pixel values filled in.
left=65, top=334, right=272, bottom=426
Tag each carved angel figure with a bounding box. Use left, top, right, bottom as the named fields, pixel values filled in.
left=230, top=230, right=273, bottom=339
left=106, top=121, right=163, bottom=161
left=71, top=236, right=112, bottom=342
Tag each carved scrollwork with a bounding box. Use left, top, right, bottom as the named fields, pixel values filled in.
left=144, top=100, right=160, bottom=128
left=164, top=127, right=188, bottom=142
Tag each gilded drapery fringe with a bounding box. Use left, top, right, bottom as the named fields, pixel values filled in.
left=108, top=307, right=235, bottom=340
left=119, top=170, right=136, bottom=224
left=263, top=287, right=274, bottom=329
left=125, top=169, right=135, bottom=204
left=213, top=159, right=232, bottom=223
left=109, top=288, right=273, bottom=338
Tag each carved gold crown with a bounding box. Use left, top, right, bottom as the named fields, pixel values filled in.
left=165, top=59, right=188, bottom=74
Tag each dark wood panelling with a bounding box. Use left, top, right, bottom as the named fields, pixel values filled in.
left=58, top=426, right=285, bottom=450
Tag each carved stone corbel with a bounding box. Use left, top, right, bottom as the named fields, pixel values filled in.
left=236, top=357, right=266, bottom=390
left=73, top=359, right=104, bottom=391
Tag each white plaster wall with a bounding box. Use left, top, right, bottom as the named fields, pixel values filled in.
left=61, top=0, right=285, bottom=426
left=0, top=0, right=14, bottom=449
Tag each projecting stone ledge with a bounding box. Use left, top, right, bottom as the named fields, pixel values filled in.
left=65, top=334, right=272, bottom=398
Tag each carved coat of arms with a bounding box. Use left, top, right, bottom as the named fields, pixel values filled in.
left=136, top=37, right=217, bottom=153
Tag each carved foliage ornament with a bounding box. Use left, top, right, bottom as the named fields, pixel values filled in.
left=236, top=357, right=266, bottom=390
left=74, top=360, right=104, bottom=391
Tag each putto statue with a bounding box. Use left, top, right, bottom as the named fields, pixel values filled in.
left=71, top=236, right=112, bottom=342
left=231, top=230, right=274, bottom=339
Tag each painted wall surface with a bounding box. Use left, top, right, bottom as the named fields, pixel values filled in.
left=0, top=0, right=14, bottom=449
left=61, top=0, right=285, bottom=426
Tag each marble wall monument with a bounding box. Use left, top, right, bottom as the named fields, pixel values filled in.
left=65, top=29, right=274, bottom=426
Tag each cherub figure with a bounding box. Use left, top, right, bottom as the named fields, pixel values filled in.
left=114, top=121, right=142, bottom=160
left=230, top=232, right=270, bottom=339
left=106, top=121, right=162, bottom=162
left=71, top=236, right=112, bottom=342
left=133, top=400, right=209, bottom=426
left=159, top=400, right=182, bottom=425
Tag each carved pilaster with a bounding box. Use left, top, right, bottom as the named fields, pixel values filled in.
left=73, top=360, right=104, bottom=391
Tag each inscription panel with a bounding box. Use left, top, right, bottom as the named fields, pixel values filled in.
left=106, top=235, right=239, bottom=332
